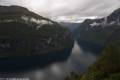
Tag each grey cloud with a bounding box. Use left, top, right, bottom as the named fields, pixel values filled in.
left=0, top=0, right=120, bottom=21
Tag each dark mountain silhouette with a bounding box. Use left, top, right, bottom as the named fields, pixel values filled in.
left=59, top=22, right=80, bottom=32
left=65, top=8, right=120, bottom=80
left=0, top=5, right=74, bottom=72
left=74, top=8, right=120, bottom=55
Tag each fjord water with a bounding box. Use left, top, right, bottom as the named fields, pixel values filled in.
left=0, top=41, right=96, bottom=80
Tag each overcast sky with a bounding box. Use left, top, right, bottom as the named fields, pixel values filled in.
left=0, top=0, right=120, bottom=22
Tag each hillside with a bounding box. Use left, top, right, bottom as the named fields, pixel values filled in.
left=0, top=5, right=74, bottom=71
left=65, top=31, right=120, bottom=80
left=74, top=8, right=120, bottom=54
left=65, top=8, right=120, bottom=80
left=0, top=5, right=74, bottom=56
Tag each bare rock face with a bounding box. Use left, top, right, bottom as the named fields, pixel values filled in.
left=0, top=5, right=74, bottom=71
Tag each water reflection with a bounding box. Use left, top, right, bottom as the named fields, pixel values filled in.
left=0, top=41, right=97, bottom=80
left=69, top=41, right=97, bottom=72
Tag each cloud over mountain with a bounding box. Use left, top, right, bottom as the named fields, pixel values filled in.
left=0, top=0, right=120, bottom=23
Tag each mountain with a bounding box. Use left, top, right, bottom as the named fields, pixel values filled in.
left=59, top=22, right=80, bottom=32
left=74, top=8, right=120, bottom=55
left=65, top=8, right=120, bottom=80
left=67, top=36, right=120, bottom=80
left=0, top=5, right=74, bottom=71
left=65, top=22, right=120, bottom=80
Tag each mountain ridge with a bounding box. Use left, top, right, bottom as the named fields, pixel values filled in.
left=0, top=5, right=74, bottom=71
left=74, top=7, right=120, bottom=54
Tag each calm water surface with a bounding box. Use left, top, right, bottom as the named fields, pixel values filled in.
left=0, top=41, right=97, bottom=80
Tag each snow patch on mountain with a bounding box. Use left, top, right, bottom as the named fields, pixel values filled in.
left=90, top=22, right=100, bottom=28
left=89, top=17, right=120, bottom=30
